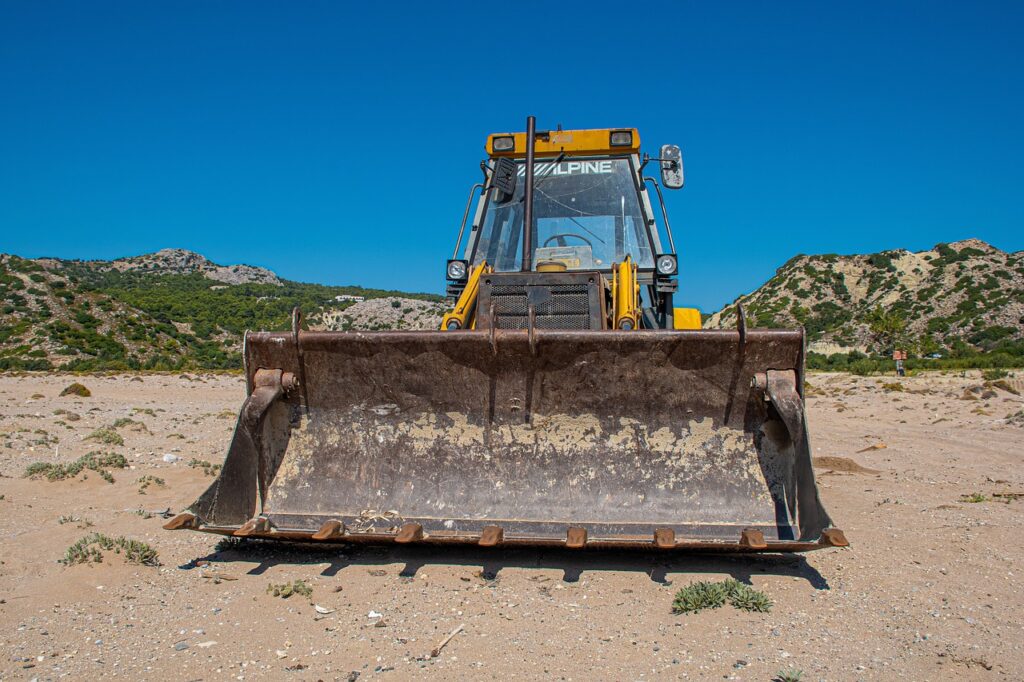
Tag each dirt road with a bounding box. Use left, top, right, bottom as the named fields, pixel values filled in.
left=1, top=372, right=1021, bottom=680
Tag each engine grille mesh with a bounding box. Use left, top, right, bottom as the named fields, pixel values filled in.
left=489, top=283, right=593, bottom=330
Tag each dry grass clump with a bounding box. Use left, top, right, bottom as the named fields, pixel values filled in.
left=267, top=579, right=313, bottom=598
left=111, top=417, right=149, bottom=432
left=189, top=458, right=222, bottom=477
left=991, top=379, right=1020, bottom=395
left=59, top=382, right=91, bottom=397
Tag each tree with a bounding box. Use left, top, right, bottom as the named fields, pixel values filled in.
left=866, top=306, right=906, bottom=354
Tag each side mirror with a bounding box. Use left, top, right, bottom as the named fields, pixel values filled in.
left=659, top=144, right=684, bottom=189
left=490, top=157, right=518, bottom=202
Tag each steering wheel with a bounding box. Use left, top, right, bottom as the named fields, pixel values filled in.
left=543, top=233, right=594, bottom=249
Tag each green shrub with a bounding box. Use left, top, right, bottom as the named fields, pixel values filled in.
left=59, top=382, right=91, bottom=397
left=136, top=475, right=165, bottom=494
left=61, top=532, right=159, bottom=566
left=24, top=452, right=127, bottom=482
left=672, top=579, right=772, bottom=615
left=86, top=428, right=124, bottom=446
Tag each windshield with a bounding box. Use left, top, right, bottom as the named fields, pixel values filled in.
left=471, top=157, right=653, bottom=272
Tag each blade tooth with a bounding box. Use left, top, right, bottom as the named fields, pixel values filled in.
left=163, top=512, right=199, bottom=531
left=478, top=525, right=504, bottom=547
left=566, top=527, right=588, bottom=548
left=653, top=528, right=676, bottom=548
left=312, top=520, right=346, bottom=541
left=395, top=523, right=424, bottom=544
left=740, top=528, right=767, bottom=549
left=820, top=528, right=849, bottom=547
left=234, top=516, right=270, bottom=537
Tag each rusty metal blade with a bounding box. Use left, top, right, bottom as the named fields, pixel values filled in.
left=178, top=329, right=839, bottom=551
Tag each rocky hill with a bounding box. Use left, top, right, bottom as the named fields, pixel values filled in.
left=107, top=248, right=283, bottom=285
left=318, top=297, right=446, bottom=332
left=705, top=239, right=1024, bottom=355
left=0, top=251, right=443, bottom=371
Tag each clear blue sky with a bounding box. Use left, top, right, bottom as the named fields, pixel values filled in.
left=2, top=1, right=1022, bottom=311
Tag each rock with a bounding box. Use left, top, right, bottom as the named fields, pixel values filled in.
left=173, top=641, right=189, bottom=651
left=162, top=454, right=180, bottom=463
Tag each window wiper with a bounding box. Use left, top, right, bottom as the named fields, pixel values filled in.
left=521, top=152, right=565, bottom=200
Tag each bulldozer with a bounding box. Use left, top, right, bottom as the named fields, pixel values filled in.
left=165, top=117, right=845, bottom=552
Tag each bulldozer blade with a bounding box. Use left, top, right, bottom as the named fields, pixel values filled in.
left=174, top=329, right=842, bottom=552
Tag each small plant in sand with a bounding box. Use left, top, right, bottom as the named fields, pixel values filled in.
left=25, top=452, right=127, bottom=483
left=59, top=382, right=91, bottom=397
left=189, top=458, right=222, bottom=477
left=961, top=492, right=989, bottom=503
left=61, top=532, right=160, bottom=566
left=111, top=417, right=149, bottom=432
left=267, top=579, right=313, bottom=599
left=86, top=427, right=124, bottom=446
left=215, top=536, right=245, bottom=552
left=880, top=382, right=905, bottom=392
left=672, top=578, right=773, bottom=615
left=136, top=475, right=166, bottom=494
left=775, top=669, right=803, bottom=682
left=58, top=515, right=93, bottom=528
left=982, top=368, right=1009, bottom=381
left=991, top=379, right=1020, bottom=395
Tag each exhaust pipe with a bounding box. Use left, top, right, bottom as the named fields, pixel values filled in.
left=521, top=115, right=536, bottom=272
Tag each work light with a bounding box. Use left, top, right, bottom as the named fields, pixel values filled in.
left=609, top=130, right=633, bottom=147
left=492, top=136, right=515, bottom=152
left=655, top=253, right=677, bottom=276
left=446, top=259, right=469, bottom=281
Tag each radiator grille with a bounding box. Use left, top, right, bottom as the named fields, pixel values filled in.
left=489, top=283, right=593, bottom=330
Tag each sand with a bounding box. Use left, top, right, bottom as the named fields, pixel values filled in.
left=0, top=371, right=1022, bottom=680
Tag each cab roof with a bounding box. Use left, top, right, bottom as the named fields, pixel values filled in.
left=486, top=127, right=641, bottom=157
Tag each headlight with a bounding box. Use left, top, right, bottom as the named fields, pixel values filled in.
left=609, top=130, right=633, bottom=147
left=656, top=253, right=677, bottom=276
left=492, top=136, right=515, bottom=152
left=446, top=259, right=469, bottom=281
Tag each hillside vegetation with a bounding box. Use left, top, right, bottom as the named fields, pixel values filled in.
left=706, top=239, right=1024, bottom=367
left=0, top=250, right=443, bottom=371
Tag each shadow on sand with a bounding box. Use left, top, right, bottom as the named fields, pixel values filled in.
left=181, top=540, right=830, bottom=590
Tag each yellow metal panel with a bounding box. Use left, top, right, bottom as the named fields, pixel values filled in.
left=612, top=256, right=640, bottom=330
left=441, top=263, right=489, bottom=330
left=673, top=307, right=703, bottom=330
left=486, top=128, right=641, bottom=157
